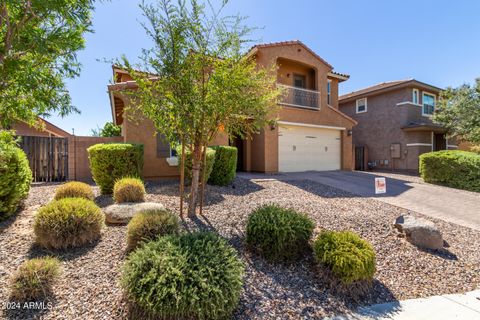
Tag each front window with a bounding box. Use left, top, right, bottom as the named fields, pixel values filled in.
left=413, top=89, right=419, bottom=104
left=422, top=92, right=435, bottom=115
left=327, top=80, right=331, bottom=105
left=356, top=98, right=367, bottom=113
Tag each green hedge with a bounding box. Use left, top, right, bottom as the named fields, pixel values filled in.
left=209, top=146, right=237, bottom=186
left=0, top=131, right=32, bottom=221
left=121, top=232, right=244, bottom=319
left=419, top=150, right=480, bottom=192
left=87, top=143, right=144, bottom=194
left=176, top=146, right=216, bottom=183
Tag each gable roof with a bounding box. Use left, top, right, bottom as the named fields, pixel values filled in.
left=339, top=79, right=442, bottom=102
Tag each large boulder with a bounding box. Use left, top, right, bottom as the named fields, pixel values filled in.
left=104, top=202, right=166, bottom=224
left=394, top=215, right=444, bottom=250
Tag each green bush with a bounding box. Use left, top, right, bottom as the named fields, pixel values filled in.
left=34, top=198, right=105, bottom=249
left=208, top=146, right=237, bottom=186
left=0, top=131, right=32, bottom=221
left=419, top=150, right=480, bottom=192
left=126, top=208, right=180, bottom=251
left=10, top=257, right=61, bottom=301
left=176, top=146, right=216, bottom=183
left=313, top=231, right=376, bottom=284
left=113, top=177, right=145, bottom=203
left=122, top=232, right=244, bottom=319
left=246, top=204, right=315, bottom=262
left=54, top=181, right=94, bottom=201
left=87, top=143, right=143, bottom=194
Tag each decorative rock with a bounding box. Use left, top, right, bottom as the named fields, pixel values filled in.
left=104, top=202, right=166, bottom=224
left=394, top=215, right=444, bottom=250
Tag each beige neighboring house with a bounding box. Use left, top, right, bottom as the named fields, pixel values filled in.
left=108, top=40, right=357, bottom=178
left=339, top=79, right=456, bottom=171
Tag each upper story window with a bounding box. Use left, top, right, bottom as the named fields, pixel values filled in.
left=293, top=74, right=306, bottom=89
left=413, top=89, right=419, bottom=105
left=422, top=92, right=436, bottom=116
left=356, top=98, right=367, bottom=113
left=327, top=80, right=332, bottom=105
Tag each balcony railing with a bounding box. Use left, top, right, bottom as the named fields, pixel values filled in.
left=277, top=84, right=320, bottom=110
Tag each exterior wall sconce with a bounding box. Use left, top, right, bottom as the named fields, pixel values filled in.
left=347, top=129, right=353, bottom=136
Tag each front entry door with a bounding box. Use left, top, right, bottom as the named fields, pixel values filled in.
left=434, top=133, right=446, bottom=151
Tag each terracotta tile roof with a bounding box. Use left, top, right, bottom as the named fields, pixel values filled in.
left=339, top=79, right=413, bottom=101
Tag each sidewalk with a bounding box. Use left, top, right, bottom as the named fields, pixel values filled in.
left=330, top=290, right=480, bottom=320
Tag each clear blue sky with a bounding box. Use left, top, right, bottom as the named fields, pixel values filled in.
left=50, top=0, right=480, bottom=135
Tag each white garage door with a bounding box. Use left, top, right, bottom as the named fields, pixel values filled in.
left=278, top=124, right=341, bottom=172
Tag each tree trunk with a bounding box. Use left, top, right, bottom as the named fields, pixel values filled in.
left=199, top=143, right=208, bottom=215
left=179, top=142, right=186, bottom=217
left=188, top=144, right=203, bottom=217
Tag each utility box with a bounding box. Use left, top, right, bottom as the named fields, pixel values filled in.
left=390, top=143, right=401, bottom=159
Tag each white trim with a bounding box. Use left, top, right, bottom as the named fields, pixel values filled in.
left=422, top=91, right=436, bottom=117
left=277, top=121, right=346, bottom=131
left=413, top=88, right=420, bottom=105
left=356, top=97, right=367, bottom=113
left=447, top=145, right=458, bottom=149
left=406, top=143, right=433, bottom=147
left=396, top=101, right=423, bottom=107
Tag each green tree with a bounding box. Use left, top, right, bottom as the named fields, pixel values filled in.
left=119, top=0, right=281, bottom=216
left=434, top=79, right=480, bottom=145
left=91, top=122, right=121, bottom=137
left=0, top=0, right=98, bottom=128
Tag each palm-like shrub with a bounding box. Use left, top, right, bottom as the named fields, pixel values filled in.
left=34, top=198, right=104, bottom=249
left=0, top=131, right=32, bottom=221
left=209, top=146, right=237, bottom=186
left=122, top=232, right=244, bottom=319
left=87, top=143, right=143, bottom=194
left=246, top=204, right=314, bottom=262
left=54, top=181, right=94, bottom=201
left=313, top=231, right=376, bottom=284
left=126, top=209, right=179, bottom=251
left=10, top=257, right=61, bottom=301
left=113, top=177, right=145, bottom=203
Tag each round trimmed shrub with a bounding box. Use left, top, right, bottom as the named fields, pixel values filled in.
left=10, top=257, right=61, bottom=301
left=33, top=198, right=105, bottom=249
left=54, top=181, right=94, bottom=201
left=0, top=131, right=32, bottom=221
left=176, top=146, right=216, bottom=183
left=126, top=208, right=179, bottom=251
left=122, top=232, right=244, bottom=319
left=87, top=143, right=144, bottom=194
left=209, top=146, right=238, bottom=186
left=113, top=177, right=145, bottom=203
left=313, top=230, right=376, bottom=284
left=246, top=204, right=315, bottom=262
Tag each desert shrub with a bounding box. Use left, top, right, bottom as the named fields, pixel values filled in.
left=113, top=177, right=145, bottom=203
left=246, top=204, right=314, bottom=262
left=176, top=146, right=216, bottom=183
left=0, top=131, right=32, bottom=221
left=126, top=208, right=180, bottom=251
left=54, top=181, right=94, bottom=201
left=87, top=143, right=143, bottom=194
left=313, top=231, right=376, bottom=284
left=122, top=232, right=244, bottom=319
left=208, top=146, right=237, bottom=186
left=419, top=150, right=480, bottom=192
left=34, top=198, right=104, bottom=249
left=10, top=257, right=61, bottom=301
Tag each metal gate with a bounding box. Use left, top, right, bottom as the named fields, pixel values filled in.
left=18, top=136, right=68, bottom=182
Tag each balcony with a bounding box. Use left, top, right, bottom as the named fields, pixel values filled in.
left=277, top=84, right=320, bottom=110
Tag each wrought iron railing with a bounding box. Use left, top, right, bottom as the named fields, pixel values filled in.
left=278, top=84, right=320, bottom=110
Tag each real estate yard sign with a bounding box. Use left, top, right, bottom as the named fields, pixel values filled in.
left=375, top=177, right=387, bottom=194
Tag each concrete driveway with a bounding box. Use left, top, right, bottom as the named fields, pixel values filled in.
left=239, top=171, right=480, bottom=230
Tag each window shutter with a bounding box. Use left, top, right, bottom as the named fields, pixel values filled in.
left=156, top=133, right=171, bottom=158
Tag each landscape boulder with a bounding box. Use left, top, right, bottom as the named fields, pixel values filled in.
left=394, top=215, right=444, bottom=250
left=104, top=202, right=166, bottom=224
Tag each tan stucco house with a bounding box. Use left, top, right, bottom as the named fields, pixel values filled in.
left=108, top=40, right=357, bottom=178
left=339, top=79, right=456, bottom=171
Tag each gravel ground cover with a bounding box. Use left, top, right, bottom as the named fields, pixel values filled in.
left=1, top=178, right=479, bottom=319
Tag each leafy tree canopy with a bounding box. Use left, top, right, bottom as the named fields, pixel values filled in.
left=91, top=121, right=121, bottom=137
left=0, top=0, right=98, bottom=128
left=434, top=78, right=480, bottom=144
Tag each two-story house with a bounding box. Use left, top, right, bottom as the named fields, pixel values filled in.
left=339, top=79, right=456, bottom=171
left=107, top=41, right=357, bottom=178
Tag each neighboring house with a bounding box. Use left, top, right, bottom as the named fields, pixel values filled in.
left=6, top=118, right=71, bottom=137
left=107, top=40, right=357, bottom=178
left=339, top=79, right=456, bottom=171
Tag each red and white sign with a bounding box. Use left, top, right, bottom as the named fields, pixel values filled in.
left=375, top=177, right=386, bottom=194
